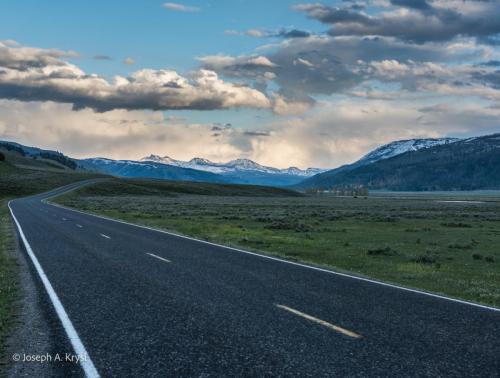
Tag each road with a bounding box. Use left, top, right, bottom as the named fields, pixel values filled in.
left=8, top=181, right=500, bottom=377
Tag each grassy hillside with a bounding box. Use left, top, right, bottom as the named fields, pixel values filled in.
left=55, top=180, right=500, bottom=307
left=65, top=178, right=303, bottom=198
left=0, top=148, right=106, bottom=366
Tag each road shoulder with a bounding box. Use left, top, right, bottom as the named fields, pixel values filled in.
left=5, top=217, right=82, bottom=378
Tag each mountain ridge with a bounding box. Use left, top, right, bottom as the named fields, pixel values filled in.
left=298, top=133, right=500, bottom=191
left=140, top=154, right=324, bottom=177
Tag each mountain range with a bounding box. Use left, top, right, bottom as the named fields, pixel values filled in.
left=141, top=155, right=323, bottom=176
left=2, top=133, right=500, bottom=191
left=80, top=156, right=325, bottom=187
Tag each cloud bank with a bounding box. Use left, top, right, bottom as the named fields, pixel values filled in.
left=0, top=41, right=270, bottom=112
left=2, top=99, right=499, bottom=169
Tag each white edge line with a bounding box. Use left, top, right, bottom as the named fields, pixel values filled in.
left=45, top=198, right=500, bottom=313
left=146, top=253, right=171, bottom=263
left=8, top=201, right=100, bottom=378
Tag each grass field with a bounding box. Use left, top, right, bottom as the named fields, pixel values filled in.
left=0, top=149, right=106, bottom=366
left=55, top=179, right=500, bottom=307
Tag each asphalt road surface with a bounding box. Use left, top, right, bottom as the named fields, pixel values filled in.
left=8, top=181, right=500, bottom=377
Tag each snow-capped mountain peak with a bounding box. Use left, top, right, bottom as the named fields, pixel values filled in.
left=142, top=154, right=162, bottom=161
left=283, top=167, right=302, bottom=175
left=189, top=157, right=214, bottom=165
left=359, top=137, right=460, bottom=164
left=141, top=154, right=179, bottom=165
left=225, top=158, right=272, bottom=171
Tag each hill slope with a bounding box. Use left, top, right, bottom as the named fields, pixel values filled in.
left=299, top=134, right=500, bottom=191
left=0, top=145, right=106, bottom=198
left=0, top=140, right=78, bottom=170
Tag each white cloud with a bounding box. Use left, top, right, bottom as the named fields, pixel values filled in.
left=223, top=30, right=240, bottom=36
left=123, top=57, right=135, bottom=65
left=198, top=54, right=276, bottom=72
left=270, top=93, right=312, bottom=115
left=162, top=2, right=199, bottom=13
left=246, top=29, right=266, bottom=38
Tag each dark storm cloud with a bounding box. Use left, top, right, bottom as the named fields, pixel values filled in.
left=201, top=30, right=496, bottom=104
left=242, top=28, right=312, bottom=39
left=277, top=29, right=311, bottom=38
left=471, top=70, right=500, bottom=90
left=294, top=2, right=500, bottom=43
left=479, top=60, right=500, bottom=67
left=390, top=0, right=432, bottom=11
left=295, top=5, right=372, bottom=24
left=243, top=130, right=271, bottom=137
left=265, top=35, right=479, bottom=96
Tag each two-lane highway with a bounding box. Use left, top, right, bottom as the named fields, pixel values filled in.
left=9, top=181, right=500, bottom=377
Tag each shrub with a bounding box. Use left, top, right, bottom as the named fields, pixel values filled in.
left=0, top=152, right=5, bottom=161
left=264, top=219, right=312, bottom=233
left=448, top=242, right=473, bottom=250
left=410, top=253, right=437, bottom=264
left=441, top=222, right=472, bottom=228
left=367, top=246, right=398, bottom=256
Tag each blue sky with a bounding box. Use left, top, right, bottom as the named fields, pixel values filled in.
left=0, top=0, right=320, bottom=74
left=0, top=1, right=500, bottom=168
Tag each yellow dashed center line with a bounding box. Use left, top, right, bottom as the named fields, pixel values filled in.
left=276, top=304, right=362, bottom=339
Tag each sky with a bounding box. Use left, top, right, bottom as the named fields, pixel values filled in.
left=0, top=0, right=500, bottom=169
